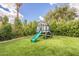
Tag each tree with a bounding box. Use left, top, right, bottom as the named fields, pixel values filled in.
left=44, top=5, right=77, bottom=22
left=23, top=21, right=37, bottom=35
left=2, top=16, right=9, bottom=25
left=24, top=19, right=27, bottom=26
left=14, top=17, right=24, bottom=37
left=16, top=3, right=22, bottom=19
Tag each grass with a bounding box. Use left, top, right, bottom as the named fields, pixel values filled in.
left=0, top=35, right=79, bottom=56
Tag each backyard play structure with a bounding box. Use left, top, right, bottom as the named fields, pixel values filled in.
left=31, top=20, right=51, bottom=42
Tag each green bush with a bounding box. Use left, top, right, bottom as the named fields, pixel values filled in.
left=49, top=19, right=79, bottom=37
left=14, top=17, right=24, bottom=37
left=0, top=16, right=16, bottom=41
left=23, top=21, right=37, bottom=36
left=0, top=24, right=14, bottom=41
left=2, top=16, right=9, bottom=25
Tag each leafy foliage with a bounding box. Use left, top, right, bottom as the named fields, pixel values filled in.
left=23, top=21, right=37, bottom=36
left=2, top=16, right=9, bottom=25
left=45, top=5, right=77, bottom=22
left=49, top=19, right=79, bottom=37
left=14, top=17, right=24, bottom=37
left=0, top=4, right=79, bottom=41
left=23, top=19, right=27, bottom=26
left=0, top=24, right=13, bottom=41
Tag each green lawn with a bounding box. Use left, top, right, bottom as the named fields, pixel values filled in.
left=0, top=35, right=79, bottom=56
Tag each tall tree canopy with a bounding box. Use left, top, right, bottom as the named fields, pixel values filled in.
left=2, top=16, right=9, bottom=25
left=44, top=5, right=77, bottom=22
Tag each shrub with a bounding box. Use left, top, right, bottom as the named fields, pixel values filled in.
left=23, top=21, right=37, bottom=36
left=0, top=24, right=13, bottom=41
left=14, top=17, right=24, bottom=37
left=2, top=16, right=9, bottom=25
left=49, top=19, right=79, bottom=37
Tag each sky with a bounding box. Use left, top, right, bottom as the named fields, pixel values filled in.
left=0, top=3, right=79, bottom=23
left=19, top=3, right=56, bottom=22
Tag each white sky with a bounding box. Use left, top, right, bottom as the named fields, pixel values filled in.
left=0, top=3, right=23, bottom=18
left=69, top=3, right=79, bottom=10
left=39, top=16, right=44, bottom=21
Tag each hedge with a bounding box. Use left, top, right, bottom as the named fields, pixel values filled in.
left=49, top=19, right=79, bottom=37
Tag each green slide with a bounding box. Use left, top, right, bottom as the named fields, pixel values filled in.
left=31, top=31, right=42, bottom=42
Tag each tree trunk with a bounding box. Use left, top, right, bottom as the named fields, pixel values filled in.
left=16, top=3, right=22, bottom=19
